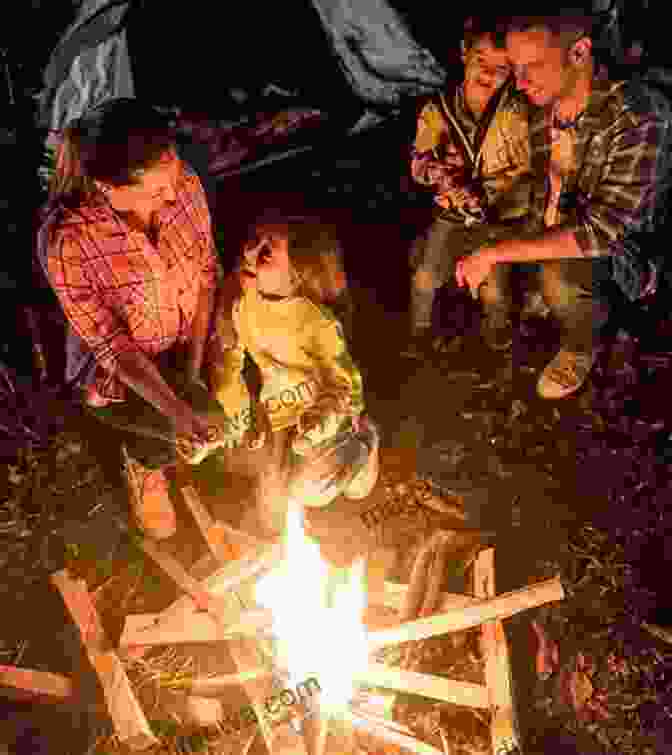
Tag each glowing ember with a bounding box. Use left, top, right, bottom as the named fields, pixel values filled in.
left=255, top=501, right=369, bottom=714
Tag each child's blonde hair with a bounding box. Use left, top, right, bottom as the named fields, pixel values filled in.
left=244, top=215, right=347, bottom=307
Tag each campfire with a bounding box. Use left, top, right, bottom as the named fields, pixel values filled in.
left=4, top=477, right=567, bottom=755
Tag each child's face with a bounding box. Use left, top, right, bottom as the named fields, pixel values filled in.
left=242, top=232, right=295, bottom=296
left=462, top=34, right=511, bottom=104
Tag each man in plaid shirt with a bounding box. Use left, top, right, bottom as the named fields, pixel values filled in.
left=458, top=11, right=672, bottom=399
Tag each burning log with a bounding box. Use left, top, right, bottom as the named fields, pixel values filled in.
left=354, top=662, right=489, bottom=709
left=50, top=569, right=158, bottom=751
left=369, top=576, right=565, bottom=650
left=473, top=548, right=520, bottom=755
left=0, top=665, right=73, bottom=704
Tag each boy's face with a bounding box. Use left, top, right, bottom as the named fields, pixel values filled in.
left=462, top=34, right=511, bottom=103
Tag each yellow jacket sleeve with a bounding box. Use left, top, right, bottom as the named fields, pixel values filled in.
left=297, top=311, right=365, bottom=447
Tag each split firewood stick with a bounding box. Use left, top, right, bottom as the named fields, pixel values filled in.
left=0, top=665, right=73, bottom=703
left=379, top=581, right=481, bottom=613
left=50, top=570, right=158, bottom=751
left=180, top=485, right=234, bottom=563
left=421, top=534, right=452, bottom=618
left=157, top=542, right=284, bottom=625
left=345, top=709, right=445, bottom=755
left=119, top=607, right=273, bottom=648
left=187, top=669, right=274, bottom=696
left=369, top=575, right=565, bottom=650
left=473, top=548, right=520, bottom=755
left=226, top=636, right=309, bottom=755
left=138, top=537, right=214, bottom=611
left=181, top=486, right=264, bottom=561
left=354, top=662, right=489, bottom=709
left=400, top=536, right=439, bottom=623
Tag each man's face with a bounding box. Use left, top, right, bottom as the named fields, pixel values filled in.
left=462, top=34, right=512, bottom=102
left=506, top=28, right=575, bottom=107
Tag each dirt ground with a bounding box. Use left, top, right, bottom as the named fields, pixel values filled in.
left=2, top=134, right=672, bottom=754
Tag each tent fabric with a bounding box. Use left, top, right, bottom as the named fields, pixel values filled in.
left=39, top=0, right=447, bottom=131
left=309, top=0, right=446, bottom=105
left=40, top=0, right=134, bottom=129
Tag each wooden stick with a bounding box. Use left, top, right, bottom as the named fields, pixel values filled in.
left=50, top=570, right=158, bottom=751
left=0, top=665, right=73, bottom=703
left=226, top=635, right=309, bottom=755
left=354, top=662, right=489, bottom=710
left=345, top=709, right=445, bottom=755
left=181, top=486, right=264, bottom=560
left=379, top=581, right=481, bottom=613
left=157, top=542, right=284, bottom=626
left=138, top=537, right=213, bottom=611
left=473, top=548, right=520, bottom=755
left=369, top=576, right=565, bottom=650
left=188, top=669, right=274, bottom=696
left=119, top=608, right=272, bottom=648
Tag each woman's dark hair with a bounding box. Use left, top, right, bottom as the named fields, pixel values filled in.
left=50, top=98, right=175, bottom=204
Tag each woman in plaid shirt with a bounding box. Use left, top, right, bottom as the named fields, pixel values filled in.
left=39, top=99, right=226, bottom=539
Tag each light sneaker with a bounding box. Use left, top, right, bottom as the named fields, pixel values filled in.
left=536, top=349, right=596, bottom=400
left=121, top=446, right=177, bottom=539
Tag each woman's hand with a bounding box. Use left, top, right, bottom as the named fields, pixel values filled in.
left=456, top=248, right=497, bottom=298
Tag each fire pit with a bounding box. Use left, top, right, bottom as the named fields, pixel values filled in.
left=7, top=474, right=565, bottom=755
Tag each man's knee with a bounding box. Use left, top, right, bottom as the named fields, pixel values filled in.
left=540, top=260, right=593, bottom=312
left=412, top=269, right=439, bottom=292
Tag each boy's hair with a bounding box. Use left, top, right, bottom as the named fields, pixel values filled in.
left=463, top=16, right=508, bottom=51
left=245, top=214, right=347, bottom=307
left=50, top=98, right=175, bottom=205
left=502, top=9, right=595, bottom=49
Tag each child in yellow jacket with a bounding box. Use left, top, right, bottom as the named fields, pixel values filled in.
left=208, top=216, right=379, bottom=535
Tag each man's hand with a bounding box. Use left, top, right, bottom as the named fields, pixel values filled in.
left=170, top=400, right=211, bottom=444
left=456, top=248, right=496, bottom=298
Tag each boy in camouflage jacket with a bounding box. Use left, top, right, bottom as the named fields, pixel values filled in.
left=405, top=18, right=533, bottom=356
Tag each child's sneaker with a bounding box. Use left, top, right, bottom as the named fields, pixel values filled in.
left=122, top=446, right=177, bottom=540
left=536, top=348, right=596, bottom=400
left=343, top=416, right=380, bottom=500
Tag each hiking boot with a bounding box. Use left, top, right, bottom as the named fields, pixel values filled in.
left=122, top=446, right=177, bottom=539
left=537, top=348, right=596, bottom=400
left=481, top=310, right=513, bottom=352
left=401, top=328, right=435, bottom=360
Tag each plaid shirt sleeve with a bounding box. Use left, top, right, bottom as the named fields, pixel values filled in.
left=186, top=170, right=221, bottom=290
left=569, top=112, right=669, bottom=259
left=47, top=231, right=139, bottom=370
